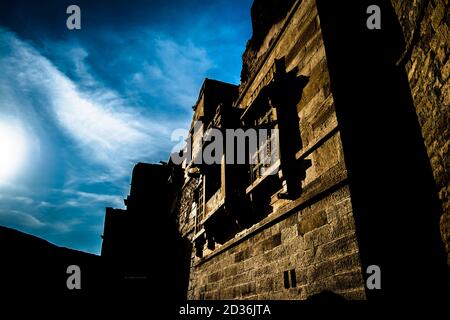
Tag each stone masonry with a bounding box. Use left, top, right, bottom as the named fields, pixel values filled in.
left=181, top=0, right=367, bottom=300
left=391, top=0, right=450, bottom=264
left=98, top=0, right=448, bottom=301
left=173, top=0, right=448, bottom=300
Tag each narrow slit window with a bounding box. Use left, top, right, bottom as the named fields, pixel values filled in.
left=283, top=271, right=290, bottom=289
left=290, top=269, right=297, bottom=288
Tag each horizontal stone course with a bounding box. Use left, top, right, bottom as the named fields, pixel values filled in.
left=185, top=0, right=369, bottom=300
left=391, top=0, right=450, bottom=265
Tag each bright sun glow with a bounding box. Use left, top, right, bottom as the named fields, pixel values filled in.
left=0, top=121, right=28, bottom=183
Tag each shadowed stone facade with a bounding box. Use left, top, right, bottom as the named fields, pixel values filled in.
left=179, top=0, right=366, bottom=300
left=176, top=0, right=448, bottom=300
left=2, top=0, right=446, bottom=302
left=390, top=0, right=450, bottom=265
left=96, top=0, right=447, bottom=301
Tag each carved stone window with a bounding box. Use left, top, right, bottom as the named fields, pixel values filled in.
left=250, top=108, right=279, bottom=184
left=194, top=182, right=204, bottom=234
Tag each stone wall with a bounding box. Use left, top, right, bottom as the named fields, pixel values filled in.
left=390, top=0, right=450, bottom=264
left=188, top=185, right=365, bottom=300
left=178, top=177, right=199, bottom=237
left=187, top=0, right=366, bottom=300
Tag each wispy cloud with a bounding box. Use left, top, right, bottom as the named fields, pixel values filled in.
left=61, top=189, right=124, bottom=209
left=0, top=210, right=46, bottom=229
left=0, top=29, right=177, bottom=181
left=131, top=35, right=214, bottom=109
left=5, top=210, right=81, bottom=233
left=0, top=28, right=196, bottom=253
left=0, top=5, right=245, bottom=254
left=0, top=28, right=215, bottom=253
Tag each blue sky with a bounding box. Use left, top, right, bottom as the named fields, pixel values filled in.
left=0, top=0, right=252, bottom=254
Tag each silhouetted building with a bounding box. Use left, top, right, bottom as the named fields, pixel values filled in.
left=101, top=162, right=190, bottom=299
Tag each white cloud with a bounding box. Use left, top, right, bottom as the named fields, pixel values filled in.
left=131, top=34, right=214, bottom=109
left=62, top=189, right=124, bottom=209
left=10, top=196, right=34, bottom=205
left=0, top=28, right=216, bottom=253
left=0, top=29, right=175, bottom=181
left=50, top=219, right=82, bottom=233
left=0, top=210, right=45, bottom=229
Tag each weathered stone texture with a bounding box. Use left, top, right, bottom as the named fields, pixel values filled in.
left=177, top=177, right=199, bottom=237
left=184, top=0, right=367, bottom=300
left=188, top=186, right=364, bottom=300
left=391, top=0, right=450, bottom=264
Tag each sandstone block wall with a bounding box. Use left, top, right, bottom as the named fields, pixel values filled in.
left=391, top=0, right=450, bottom=264
left=187, top=0, right=366, bottom=300
left=188, top=185, right=365, bottom=300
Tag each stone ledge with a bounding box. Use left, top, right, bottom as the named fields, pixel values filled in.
left=193, top=161, right=348, bottom=267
